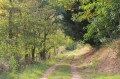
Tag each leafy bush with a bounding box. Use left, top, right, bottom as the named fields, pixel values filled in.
left=65, top=41, right=76, bottom=50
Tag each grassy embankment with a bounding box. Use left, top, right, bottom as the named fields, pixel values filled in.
left=77, top=41, right=120, bottom=79
left=80, top=72, right=120, bottom=79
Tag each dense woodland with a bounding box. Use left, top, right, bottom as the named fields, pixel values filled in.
left=0, top=0, right=120, bottom=77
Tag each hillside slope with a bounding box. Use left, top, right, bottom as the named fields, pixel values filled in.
left=77, top=39, right=120, bottom=74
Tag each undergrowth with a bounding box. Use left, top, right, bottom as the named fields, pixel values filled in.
left=0, top=53, right=68, bottom=79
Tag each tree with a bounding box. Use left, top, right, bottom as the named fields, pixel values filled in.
left=0, top=0, right=68, bottom=72
left=57, top=0, right=120, bottom=46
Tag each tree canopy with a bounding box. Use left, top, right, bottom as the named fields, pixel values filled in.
left=56, top=0, right=120, bottom=46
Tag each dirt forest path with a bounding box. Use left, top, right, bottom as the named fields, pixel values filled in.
left=40, top=55, right=70, bottom=79
left=71, top=55, right=82, bottom=79
left=40, top=47, right=90, bottom=79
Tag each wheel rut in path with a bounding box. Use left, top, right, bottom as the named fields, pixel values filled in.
left=40, top=55, right=69, bottom=79
left=71, top=55, right=82, bottom=79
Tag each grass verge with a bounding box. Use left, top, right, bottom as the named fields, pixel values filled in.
left=0, top=53, right=68, bottom=79
left=80, top=72, right=120, bottom=79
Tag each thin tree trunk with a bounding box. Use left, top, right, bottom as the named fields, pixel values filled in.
left=42, top=47, right=45, bottom=60
left=25, top=48, right=29, bottom=64
left=43, top=29, right=47, bottom=60
left=39, top=51, right=43, bottom=60
left=32, top=44, right=36, bottom=62
left=57, top=48, right=59, bottom=56
left=118, top=14, right=120, bottom=25
left=54, top=47, right=56, bottom=56
left=116, top=8, right=120, bottom=25
left=9, top=0, right=13, bottom=39
left=29, top=52, right=30, bottom=61
left=48, top=53, right=51, bottom=59
left=39, top=52, right=41, bottom=60
left=25, top=54, right=28, bottom=63
left=54, top=47, right=56, bottom=55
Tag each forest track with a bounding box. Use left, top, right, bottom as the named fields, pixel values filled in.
left=71, top=55, right=82, bottom=79
left=40, top=55, right=70, bottom=79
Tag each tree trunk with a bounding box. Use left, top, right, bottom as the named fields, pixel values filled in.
left=25, top=54, right=28, bottom=63
left=29, top=52, right=30, bottom=61
left=56, top=48, right=59, bottom=56
left=39, top=51, right=42, bottom=60
left=32, top=45, right=35, bottom=62
left=42, top=29, right=47, bottom=60
left=48, top=53, right=51, bottom=59
left=54, top=47, right=56, bottom=56
left=116, top=8, right=120, bottom=25
left=118, top=14, right=120, bottom=25
left=39, top=52, right=41, bottom=60
left=9, top=0, right=13, bottom=39
left=25, top=47, right=29, bottom=64
left=43, top=47, right=46, bottom=60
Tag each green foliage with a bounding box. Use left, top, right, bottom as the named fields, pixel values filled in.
left=57, top=0, right=120, bottom=46
left=10, top=56, right=18, bottom=73
left=65, top=37, right=76, bottom=50
left=79, top=0, right=120, bottom=45
left=0, top=0, right=69, bottom=73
